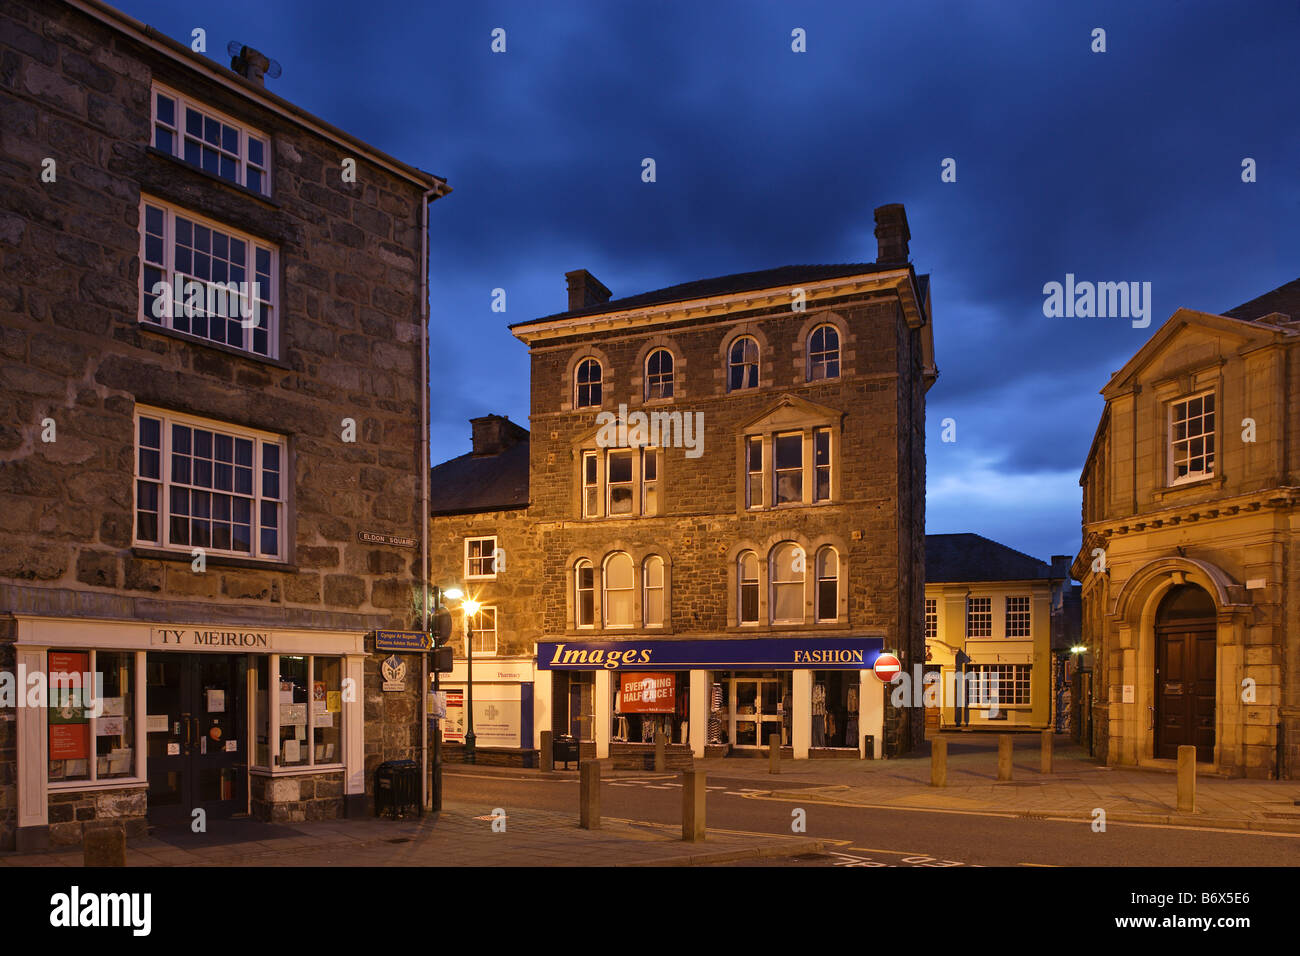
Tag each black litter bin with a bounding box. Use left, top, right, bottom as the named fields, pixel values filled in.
left=552, top=734, right=579, bottom=770
left=375, top=759, right=420, bottom=818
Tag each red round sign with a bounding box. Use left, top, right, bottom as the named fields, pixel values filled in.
left=873, top=653, right=902, bottom=682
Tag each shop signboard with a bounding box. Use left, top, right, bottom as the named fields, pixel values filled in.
left=538, top=637, right=884, bottom=671
left=619, top=673, right=676, bottom=713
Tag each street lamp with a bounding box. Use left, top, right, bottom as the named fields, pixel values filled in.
left=461, top=597, right=481, bottom=764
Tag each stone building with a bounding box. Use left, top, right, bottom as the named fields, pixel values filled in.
left=1073, top=278, right=1300, bottom=779
left=0, top=0, right=448, bottom=848
left=922, top=533, right=1071, bottom=735
left=432, top=203, right=935, bottom=765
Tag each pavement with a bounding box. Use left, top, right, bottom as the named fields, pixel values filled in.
left=0, top=801, right=823, bottom=868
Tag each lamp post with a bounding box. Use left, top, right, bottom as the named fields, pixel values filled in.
left=462, top=597, right=481, bottom=764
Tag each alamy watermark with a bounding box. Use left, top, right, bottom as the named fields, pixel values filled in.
left=1042, top=274, right=1151, bottom=328
left=150, top=275, right=263, bottom=328
left=595, top=403, right=704, bottom=458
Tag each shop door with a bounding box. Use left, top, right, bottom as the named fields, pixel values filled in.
left=733, top=678, right=784, bottom=747
left=146, top=653, right=247, bottom=824
left=1154, top=624, right=1216, bottom=762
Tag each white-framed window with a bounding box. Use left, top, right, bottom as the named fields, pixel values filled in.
left=470, top=606, right=498, bottom=656
left=269, top=654, right=344, bottom=768
left=1005, top=595, right=1031, bottom=638
left=745, top=436, right=763, bottom=509
left=770, top=542, right=805, bottom=624
left=603, top=552, right=635, bottom=628
left=607, top=450, right=634, bottom=516
left=581, top=447, right=660, bottom=519
left=813, top=428, right=831, bottom=502
left=966, top=664, right=1032, bottom=706
left=134, top=407, right=285, bottom=560
left=1169, top=391, right=1215, bottom=484
left=773, top=432, right=803, bottom=505
left=643, top=555, right=665, bottom=627
left=582, top=451, right=600, bottom=518
left=645, top=348, right=674, bottom=400
left=465, top=536, right=498, bottom=579
left=807, top=324, right=840, bottom=381
left=575, top=560, right=595, bottom=628
left=815, top=547, right=838, bottom=622
left=738, top=551, right=759, bottom=624
left=642, top=449, right=659, bottom=516
left=966, top=597, right=992, bottom=638
left=140, top=196, right=278, bottom=358
left=728, top=336, right=759, bottom=392
left=151, top=83, right=270, bottom=195
left=575, top=358, right=603, bottom=408
left=924, top=598, right=938, bottom=641
left=47, top=649, right=141, bottom=785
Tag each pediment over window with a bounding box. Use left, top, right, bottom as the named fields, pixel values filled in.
left=740, top=394, right=841, bottom=436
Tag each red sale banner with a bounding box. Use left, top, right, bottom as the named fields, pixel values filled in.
left=619, top=673, right=676, bottom=714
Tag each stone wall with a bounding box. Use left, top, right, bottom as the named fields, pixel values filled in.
left=47, top=786, right=147, bottom=845
left=250, top=771, right=344, bottom=823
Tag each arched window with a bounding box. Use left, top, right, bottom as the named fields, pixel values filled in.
left=575, top=559, right=595, bottom=627
left=770, top=542, right=804, bottom=624
left=575, top=358, right=602, bottom=408
left=816, top=547, right=838, bottom=622
left=603, top=552, right=635, bottom=627
left=643, top=555, right=665, bottom=627
left=727, top=337, right=759, bottom=392
left=645, top=348, right=674, bottom=400
left=738, top=551, right=759, bottom=624
left=807, top=325, right=840, bottom=381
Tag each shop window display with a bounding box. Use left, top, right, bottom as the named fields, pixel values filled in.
left=811, top=671, right=860, bottom=748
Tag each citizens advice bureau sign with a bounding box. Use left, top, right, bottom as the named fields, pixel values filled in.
left=537, top=637, right=884, bottom=671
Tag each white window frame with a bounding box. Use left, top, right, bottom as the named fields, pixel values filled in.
left=641, top=448, right=659, bottom=516
left=645, top=348, right=675, bottom=401
left=1004, top=595, right=1032, bottom=638
left=1168, top=390, right=1216, bottom=486
left=924, top=598, right=938, bottom=641
left=470, top=606, right=498, bottom=656
left=807, top=323, right=841, bottom=381
left=966, top=664, right=1032, bottom=707
left=606, top=450, right=635, bottom=516
left=133, top=405, right=286, bottom=561
left=773, top=432, right=803, bottom=506
left=151, top=82, right=271, bottom=196
left=728, top=336, right=759, bottom=392
left=582, top=447, right=660, bottom=519
left=815, top=546, right=838, bottom=623
left=745, top=436, right=763, bottom=509
left=738, top=551, right=760, bottom=625
left=465, top=536, right=498, bottom=580
left=770, top=542, right=805, bottom=625
left=582, top=450, right=600, bottom=518
left=813, top=428, right=832, bottom=502
left=575, top=358, right=603, bottom=409
left=602, top=552, right=636, bottom=629
left=46, top=649, right=147, bottom=790
left=139, top=195, right=280, bottom=359
left=966, top=596, right=993, bottom=639
left=642, top=555, right=665, bottom=628
left=575, top=560, right=596, bottom=628
left=270, top=653, right=346, bottom=770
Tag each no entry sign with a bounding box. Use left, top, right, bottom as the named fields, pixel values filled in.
left=873, top=653, right=902, bottom=682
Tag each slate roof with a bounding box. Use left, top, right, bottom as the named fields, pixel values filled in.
left=429, top=440, right=529, bottom=515
left=512, top=262, right=927, bottom=326
left=1223, top=276, right=1300, bottom=322
left=925, top=533, right=1054, bottom=584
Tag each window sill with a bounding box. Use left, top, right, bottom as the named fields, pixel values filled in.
left=1156, top=474, right=1224, bottom=499
left=49, top=778, right=146, bottom=792
left=132, top=547, right=297, bottom=573
left=146, top=146, right=280, bottom=209
left=250, top=764, right=346, bottom=776
left=138, top=323, right=290, bottom=369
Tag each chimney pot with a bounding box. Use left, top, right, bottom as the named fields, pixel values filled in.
left=874, top=203, right=911, bottom=265
left=565, top=269, right=612, bottom=312
left=470, top=415, right=528, bottom=456
left=231, top=45, right=272, bottom=86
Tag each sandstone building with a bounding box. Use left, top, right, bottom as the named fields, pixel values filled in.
left=431, top=204, right=936, bottom=763
left=0, top=0, right=448, bottom=848
left=1074, top=278, right=1300, bottom=778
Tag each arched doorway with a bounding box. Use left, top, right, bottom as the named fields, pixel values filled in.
left=1154, top=584, right=1216, bottom=761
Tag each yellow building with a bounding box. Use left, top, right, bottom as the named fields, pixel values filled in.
left=1074, top=280, right=1300, bottom=779
left=923, top=534, right=1067, bottom=733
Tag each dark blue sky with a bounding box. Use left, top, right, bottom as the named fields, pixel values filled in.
left=117, top=0, right=1299, bottom=564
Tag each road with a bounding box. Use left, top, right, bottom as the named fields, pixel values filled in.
left=443, top=769, right=1300, bottom=867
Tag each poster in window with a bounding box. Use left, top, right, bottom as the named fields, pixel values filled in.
left=442, top=689, right=465, bottom=742
left=618, top=673, right=677, bottom=713
left=312, top=681, right=328, bottom=717
left=50, top=723, right=89, bottom=760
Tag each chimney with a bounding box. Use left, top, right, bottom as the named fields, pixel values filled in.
left=565, top=269, right=612, bottom=312
left=231, top=45, right=272, bottom=86
left=470, top=415, right=528, bottom=456
left=1050, top=555, right=1072, bottom=580
left=874, top=204, right=911, bottom=265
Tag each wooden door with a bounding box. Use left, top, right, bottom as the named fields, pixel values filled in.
left=1155, top=623, right=1215, bottom=761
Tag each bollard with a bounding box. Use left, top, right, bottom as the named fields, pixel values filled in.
left=1177, top=745, right=1197, bottom=812
left=540, top=730, right=554, bottom=773
left=682, top=769, right=706, bottom=842
left=655, top=729, right=666, bottom=772
left=769, top=733, right=781, bottom=774
left=579, top=759, right=601, bottom=829
left=997, top=734, right=1013, bottom=781
left=83, top=823, right=126, bottom=867
left=931, top=738, right=947, bottom=787
left=1040, top=730, right=1053, bottom=774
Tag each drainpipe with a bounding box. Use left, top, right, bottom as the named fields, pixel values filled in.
left=419, top=186, right=434, bottom=808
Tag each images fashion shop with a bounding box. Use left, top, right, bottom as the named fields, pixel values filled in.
left=534, top=637, right=887, bottom=761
